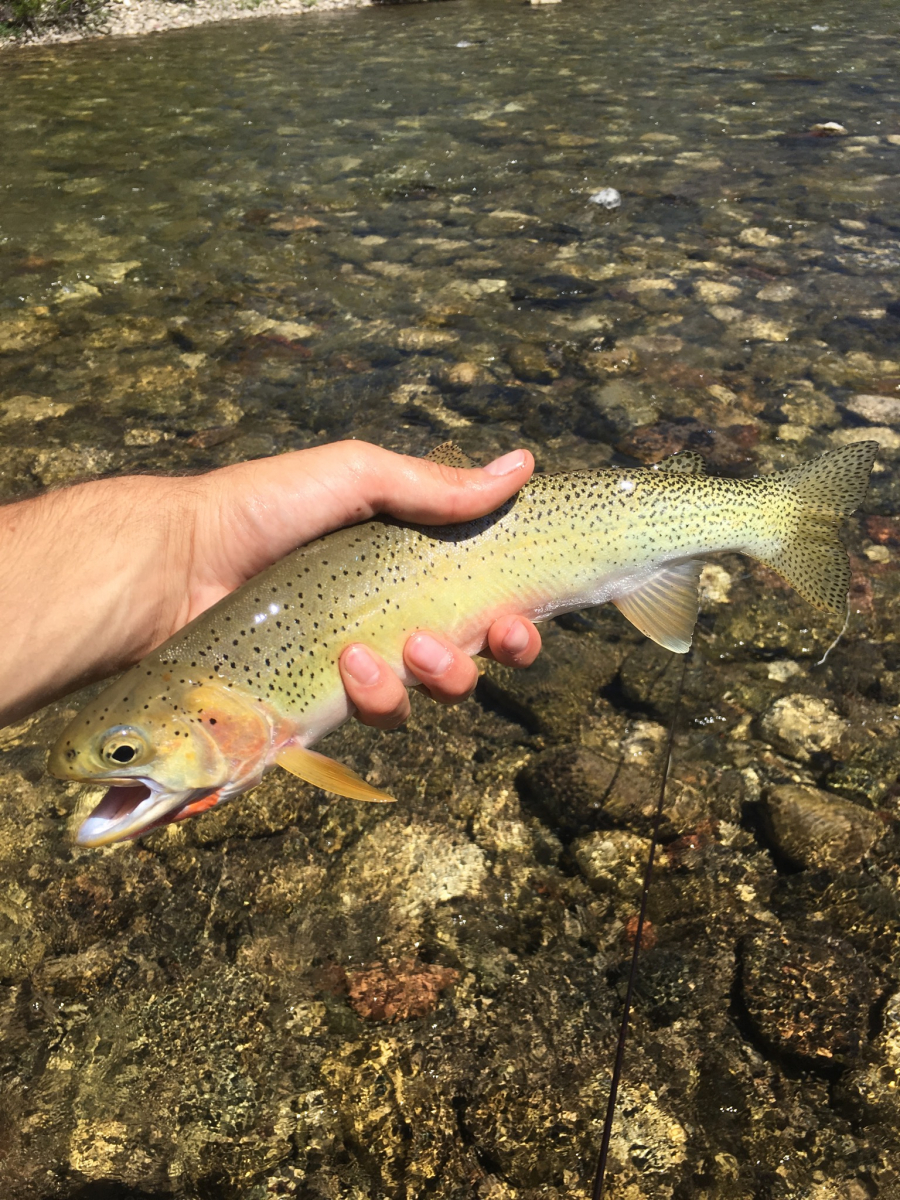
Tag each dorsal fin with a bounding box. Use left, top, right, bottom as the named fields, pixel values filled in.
left=652, top=451, right=706, bottom=476
left=613, top=559, right=704, bottom=653
left=426, top=441, right=477, bottom=469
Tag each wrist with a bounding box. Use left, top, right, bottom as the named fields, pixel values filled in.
left=0, top=475, right=195, bottom=725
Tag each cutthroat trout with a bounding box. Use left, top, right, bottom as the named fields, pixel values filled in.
left=49, top=440, right=878, bottom=846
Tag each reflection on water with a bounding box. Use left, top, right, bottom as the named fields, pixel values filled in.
left=1, top=1, right=900, bottom=1196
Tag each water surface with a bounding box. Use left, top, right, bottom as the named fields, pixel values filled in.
left=1, top=3, right=900, bottom=1197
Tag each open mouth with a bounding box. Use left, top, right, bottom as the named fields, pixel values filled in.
left=76, top=780, right=222, bottom=847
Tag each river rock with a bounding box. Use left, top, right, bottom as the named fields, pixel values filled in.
left=760, top=693, right=847, bottom=762
left=571, top=828, right=653, bottom=893
left=480, top=624, right=622, bottom=739
left=432, top=360, right=493, bottom=391
left=504, top=341, right=559, bottom=383
left=763, top=784, right=883, bottom=870
left=739, top=927, right=876, bottom=1066
left=519, top=741, right=701, bottom=840
left=518, top=745, right=618, bottom=837
left=846, top=393, right=900, bottom=425
left=395, top=328, right=458, bottom=352
left=581, top=345, right=639, bottom=378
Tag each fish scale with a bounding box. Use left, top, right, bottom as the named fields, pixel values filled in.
left=49, top=439, right=878, bottom=846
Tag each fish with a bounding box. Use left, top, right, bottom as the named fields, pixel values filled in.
left=48, top=439, right=878, bottom=847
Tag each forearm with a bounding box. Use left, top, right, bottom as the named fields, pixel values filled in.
left=0, top=477, right=193, bottom=726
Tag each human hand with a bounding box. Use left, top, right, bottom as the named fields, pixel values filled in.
left=186, top=441, right=542, bottom=729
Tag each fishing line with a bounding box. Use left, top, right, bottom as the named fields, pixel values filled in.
left=591, top=650, right=689, bottom=1200
left=815, top=598, right=850, bottom=667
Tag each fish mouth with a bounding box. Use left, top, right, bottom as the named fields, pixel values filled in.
left=76, top=780, right=222, bottom=847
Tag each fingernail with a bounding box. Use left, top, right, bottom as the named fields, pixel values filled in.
left=342, top=644, right=381, bottom=687
left=501, top=619, right=531, bottom=656
left=407, top=633, right=453, bottom=676
left=483, top=449, right=527, bottom=477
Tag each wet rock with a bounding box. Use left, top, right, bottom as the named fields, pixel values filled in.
left=694, top=279, right=741, bottom=304
left=432, top=360, right=493, bottom=391
left=779, top=383, right=838, bottom=428
left=831, top=424, right=900, bottom=456
left=0, top=394, right=72, bottom=423
left=32, top=445, right=118, bottom=488
left=740, top=927, right=876, bottom=1066
left=822, top=762, right=885, bottom=806
left=508, top=273, right=596, bottom=308
left=0, top=313, right=59, bottom=354
left=571, top=827, right=653, bottom=893
left=588, top=187, right=621, bottom=208
left=622, top=334, right=683, bottom=355
left=343, top=959, right=459, bottom=1023
left=518, top=745, right=619, bottom=837
left=846, top=392, right=900, bottom=425
left=334, top=815, right=488, bottom=932
left=480, top=624, right=623, bottom=739
left=863, top=514, right=900, bottom=545
left=520, top=740, right=704, bottom=840
left=699, top=563, right=732, bottom=606
left=588, top=378, right=660, bottom=432
left=756, top=280, right=797, bottom=302
left=763, top=784, right=884, bottom=870
left=504, top=341, right=559, bottom=383
left=616, top=419, right=759, bottom=470
left=619, top=638, right=687, bottom=717
left=395, top=327, right=458, bottom=352
left=840, top=991, right=900, bottom=1122
left=760, top=694, right=847, bottom=763
left=580, top=344, right=639, bottom=378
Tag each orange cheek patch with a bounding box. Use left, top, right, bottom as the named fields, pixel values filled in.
left=184, top=685, right=272, bottom=774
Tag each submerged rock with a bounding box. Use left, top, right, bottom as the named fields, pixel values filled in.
left=504, top=341, right=559, bottom=383
left=760, top=693, right=847, bottom=763
left=740, top=927, right=876, bottom=1067
left=763, top=784, right=884, bottom=869
left=480, top=624, right=623, bottom=739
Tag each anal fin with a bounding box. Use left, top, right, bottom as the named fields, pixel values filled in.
left=613, top=559, right=704, bottom=653
left=276, top=745, right=396, bottom=803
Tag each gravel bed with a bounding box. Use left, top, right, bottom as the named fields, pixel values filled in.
left=3, top=0, right=371, bottom=47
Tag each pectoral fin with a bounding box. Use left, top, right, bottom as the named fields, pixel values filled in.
left=613, top=559, right=704, bottom=653
left=276, top=746, right=396, bottom=803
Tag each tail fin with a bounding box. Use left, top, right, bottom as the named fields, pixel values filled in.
left=760, top=440, right=878, bottom=614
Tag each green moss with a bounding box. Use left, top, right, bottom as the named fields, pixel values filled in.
left=0, top=0, right=104, bottom=38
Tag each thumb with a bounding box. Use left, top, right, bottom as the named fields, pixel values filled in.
left=199, top=441, right=534, bottom=586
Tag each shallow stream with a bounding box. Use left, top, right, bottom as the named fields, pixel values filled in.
left=2, top=1, right=900, bottom=1196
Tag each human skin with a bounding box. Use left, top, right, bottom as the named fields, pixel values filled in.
left=0, top=441, right=541, bottom=729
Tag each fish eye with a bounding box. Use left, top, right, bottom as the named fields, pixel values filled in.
left=99, top=728, right=149, bottom=768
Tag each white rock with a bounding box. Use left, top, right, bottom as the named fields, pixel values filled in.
left=846, top=393, right=900, bottom=425
left=761, top=694, right=846, bottom=763
left=588, top=187, right=621, bottom=210
left=699, top=563, right=733, bottom=605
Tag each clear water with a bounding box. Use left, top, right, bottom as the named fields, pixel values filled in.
left=2, top=2, right=900, bottom=1197
left=2, top=0, right=900, bottom=492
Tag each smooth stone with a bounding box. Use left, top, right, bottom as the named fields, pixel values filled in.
left=846, top=393, right=900, bottom=425
left=764, top=784, right=883, bottom=870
